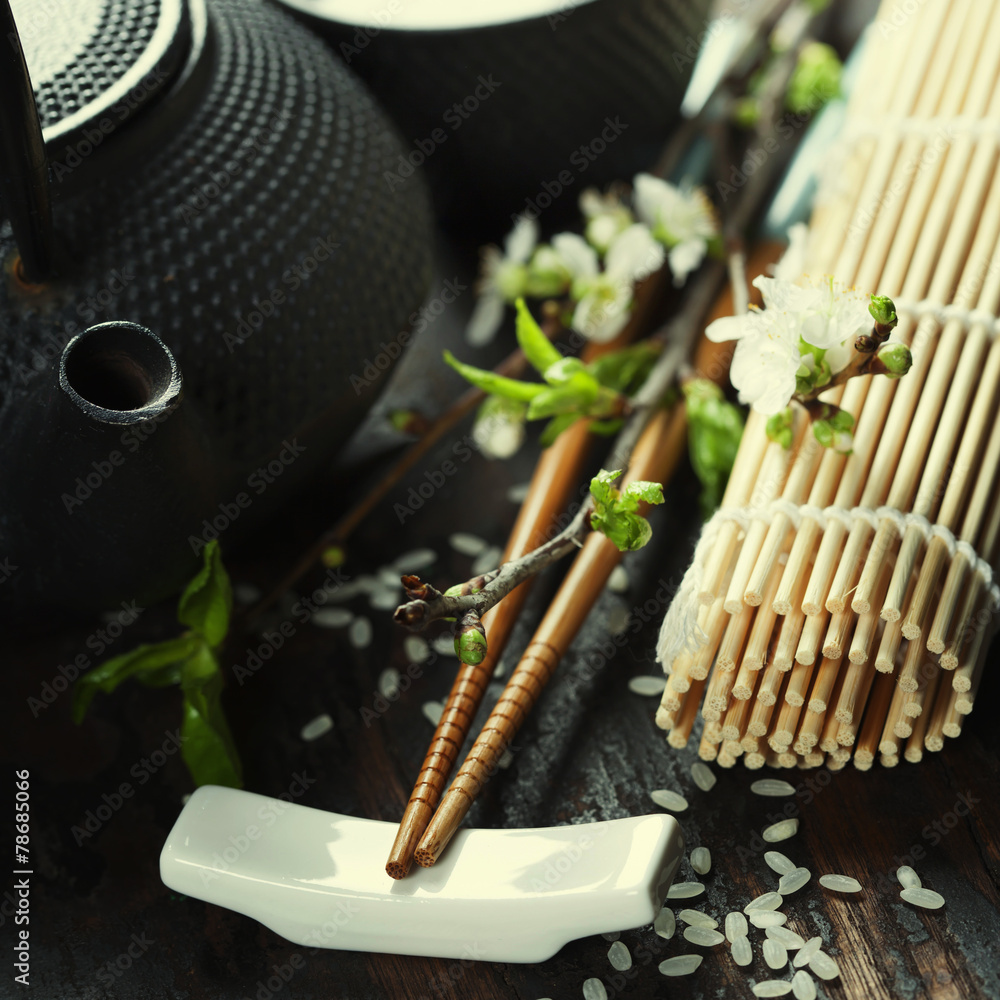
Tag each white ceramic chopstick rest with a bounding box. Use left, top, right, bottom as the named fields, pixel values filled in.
left=160, top=785, right=684, bottom=962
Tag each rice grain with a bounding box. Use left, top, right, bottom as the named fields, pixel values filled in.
left=582, top=977, right=607, bottom=1000
left=449, top=532, right=488, bottom=556
left=750, top=911, right=788, bottom=928
left=629, top=676, right=667, bottom=697
left=792, top=969, right=817, bottom=1000
left=725, top=911, right=748, bottom=942
left=753, top=981, right=792, bottom=997
left=391, top=548, right=437, bottom=572
left=651, top=789, right=689, bottom=812
left=667, top=882, right=705, bottom=899
left=691, top=762, right=717, bottom=791
left=766, top=926, right=806, bottom=950
left=691, top=846, right=712, bottom=875
left=404, top=635, right=430, bottom=663
left=896, top=866, right=921, bottom=889
left=808, top=951, right=840, bottom=980
left=819, top=874, right=861, bottom=893
left=312, top=607, right=354, bottom=629
left=348, top=616, right=373, bottom=649
left=658, top=955, right=703, bottom=976
left=299, top=713, right=334, bottom=741
left=745, top=891, right=783, bottom=912
left=679, top=909, right=717, bottom=929
left=683, top=926, right=725, bottom=947
left=793, top=937, right=822, bottom=968
left=751, top=779, right=796, bottom=796
left=653, top=908, right=676, bottom=939
left=900, top=887, right=945, bottom=909
left=762, top=818, right=800, bottom=842
left=763, top=938, right=787, bottom=970
left=778, top=868, right=811, bottom=895
left=731, top=936, right=753, bottom=966
left=608, top=941, right=632, bottom=971
left=765, top=851, right=796, bottom=875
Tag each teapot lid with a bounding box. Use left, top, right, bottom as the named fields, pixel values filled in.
left=11, top=0, right=190, bottom=154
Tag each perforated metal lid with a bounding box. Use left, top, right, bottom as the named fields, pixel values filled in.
left=10, top=0, right=189, bottom=152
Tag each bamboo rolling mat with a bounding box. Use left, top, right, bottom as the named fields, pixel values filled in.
left=656, top=0, right=1000, bottom=771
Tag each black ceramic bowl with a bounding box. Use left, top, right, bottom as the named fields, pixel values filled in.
left=276, top=0, right=712, bottom=236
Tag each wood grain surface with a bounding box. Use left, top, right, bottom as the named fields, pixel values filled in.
left=5, top=410, right=999, bottom=1000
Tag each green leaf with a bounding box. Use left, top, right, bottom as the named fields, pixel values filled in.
left=443, top=350, right=543, bottom=402
left=526, top=378, right=599, bottom=419
left=623, top=480, right=665, bottom=507
left=515, top=298, right=563, bottom=374
left=542, top=356, right=588, bottom=386
left=180, top=644, right=243, bottom=788
left=765, top=407, right=794, bottom=450
left=588, top=468, right=664, bottom=552
left=588, top=418, right=624, bottom=437
left=72, top=634, right=201, bottom=723
left=177, top=539, right=232, bottom=647
left=683, top=379, right=746, bottom=518
left=586, top=342, right=660, bottom=394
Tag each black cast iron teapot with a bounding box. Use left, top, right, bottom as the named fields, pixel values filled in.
left=0, top=0, right=432, bottom=624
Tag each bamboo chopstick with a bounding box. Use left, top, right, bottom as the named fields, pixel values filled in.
left=413, top=403, right=688, bottom=867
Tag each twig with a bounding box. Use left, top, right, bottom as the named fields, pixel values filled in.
left=243, top=328, right=557, bottom=625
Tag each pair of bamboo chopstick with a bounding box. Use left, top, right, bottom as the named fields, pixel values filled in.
left=657, top=0, right=1000, bottom=770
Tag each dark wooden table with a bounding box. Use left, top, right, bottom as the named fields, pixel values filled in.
left=5, top=383, right=1000, bottom=999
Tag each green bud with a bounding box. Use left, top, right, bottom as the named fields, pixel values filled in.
left=766, top=408, right=794, bottom=450
left=321, top=546, right=345, bottom=568
left=524, top=246, right=571, bottom=298
left=495, top=260, right=528, bottom=302
left=868, top=294, right=898, bottom=329
left=812, top=417, right=853, bottom=454
left=786, top=42, right=842, bottom=115
left=876, top=342, right=912, bottom=378
left=454, top=610, right=487, bottom=665
left=732, top=96, right=761, bottom=128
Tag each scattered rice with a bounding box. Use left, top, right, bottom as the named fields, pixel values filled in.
left=792, top=937, right=822, bottom=968
left=326, top=578, right=369, bottom=602
left=601, top=932, right=620, bottom=942
left=377, top=566, right=402, bottom=588
left=691, top=762, right=717, bottom=792
left=607, top=606, right=632, bottom=636
left=653, top=908, right=676, bottom=939
left=765, top=851, right=796, bottom=875
left=750, top=911, right=788, bottom=929
left=404, top=635, right=430, bottom=663
left=896, top=865, right=921, bottom=889
left=432, top=634, right=458, bottom=656
left=421, top=701, right=444, bottom=726
left=763, top=938, right=788, bottom=970
left=762, top=818, right=800, bottom=843
left=792, top=969, right=817, bottom=1000
left=808, top=951, right=840, bottom=980
left=650, top=789, right=689, bottom=812
left=471, top=545, right=503, bottom=576
left=369, top=587, right=401, bottom=611
left=233, top=582, right=262, bottom=605
left=607, top=565, right=630, bottom=593
left=751, top=779, right=796, bottom=797
left=629, top=675, right=667, bottom=697
left=582, top=977, right=607, bottom=1000
left=498, top=748, right=515, bottom=769
left=391, top=548, right=437, bottom=573
left=753, top=981, right=792, bottom=997
left=819, top=874, right=861, bottom=893
left=766, top=926, right=806, bottom=950
left=679, top=909, right=717, bottom=929
left=348, top=616, right=373, bottom=649
left=725, top=911, right=748, bottom=942
left=356, top=575, right=381, bottom=595
left=682, top=926, right=724, bottom=947
left=506, top=482, right=531, bottom=503
left=744, top=892, right=783, bottom=912
left=731, top=936, right=753, bottom=967
left=691, top=846, right=712, bottom=875
left=449, top=532, right=488, bottom=556
left=378, top=668, right=400, bottom=698
left=667, top=882, right=705, bottom=900
left=607, top=941, right=631, bottom=971
left=299, top=713, right=334, bottom=741
left=658, top=955, right=703, bottom=977
left=311, top=607, right=354, bottom=629
left=900, top=887, right=945, bottom=909
left=778, top=868, right=812, bottom=895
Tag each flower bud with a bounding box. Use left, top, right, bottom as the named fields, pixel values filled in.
left=876, top=341, right=912, bottom=378
left=454, top=610, right=487, bottom=665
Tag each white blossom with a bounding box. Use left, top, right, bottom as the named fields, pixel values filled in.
left=557, top=224, right=665, bottom=342
left=706, top=274, right=872, bottom=415
left=579, top=187, right=634, bottom=254
left=633, top=173, right=717, bottom=286
left=466, top=216, right=538, bottom=346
